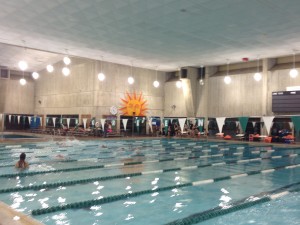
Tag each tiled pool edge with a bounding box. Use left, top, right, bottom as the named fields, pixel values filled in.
left=0, top=201, right=44, bottom=225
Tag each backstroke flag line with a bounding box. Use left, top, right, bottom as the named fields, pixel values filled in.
left=262, top=116, right=274, bottom=135
left=178, top=118, right=186, bottom=133
left=67, top=118, right=70, bottom=129
left=216, top=117, right=226, bottom=133
left=52, top=117, right=56, bottom=127
left=100, top=119, right=106, bottom=129
left=82, top=118, right=87, bottom=130
left=122, top=119, right=128, bottom=131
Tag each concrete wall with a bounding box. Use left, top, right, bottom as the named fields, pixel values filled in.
left=0, top=77, right=34, bottom=114
left=203, top=64, right=300, bottom=118
left=2, top=56, right=300, bottom=124
left=34, top=58, right=165, bottom=120
left=206, top=72, right=263, bottom=117
left=164, top=67, right=199, bottom=118
left=164, top=80, right=186, bottom=117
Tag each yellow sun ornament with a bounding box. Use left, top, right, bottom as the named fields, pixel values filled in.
left=120, top=92, right=148, bottom=116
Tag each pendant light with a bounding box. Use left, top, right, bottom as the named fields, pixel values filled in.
left=47, top=65, right=54, bottom=73
left=63, top=49, right=71, bottom=77
left=199, top=65, right=204, bottom=85
left=176, top=80, right=182, bottom=88
left=19, top=41, right=27, bottom=85
left=254, top=57, right=262, bottom=81
left=62, top=67, right=70, bottom=76
left=224, top=60, right=231, bottom=84
left=18, top=61, right=28, bottom=71
left=128, top=62, right=134, bottom=84
left=20, top=71, right=26, bottom=85
left=63, top=49, right=71, bottom=65
left=32, top=72, right=39, bottom=79
left=63, top=56, right=71, bottom=65
left=176, top=67, right=182, bottom=88
left=18, top=41, right=28, bottom=71
left=289, top=52, right=298, bottom=78
left=153, top=66, right=159, bottom=88
left=98, top=56, right=105, bottom=81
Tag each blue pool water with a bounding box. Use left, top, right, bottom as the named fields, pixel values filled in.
left=0, top=139, right=299, bottom=225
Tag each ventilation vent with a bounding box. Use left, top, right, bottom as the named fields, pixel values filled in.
left=0, top=68, right=9, bottom=79
left=181, top=68, right=187, bottom=78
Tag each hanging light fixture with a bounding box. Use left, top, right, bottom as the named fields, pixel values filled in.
left=98, top=56, right=105, bottom=81
left=63, top=49, right=71, bottom=65
left=63, top=56, right=71, bottom=65
left=199, top=65, right=204, bottom=85
left=153, top=66, right=159, bottom=88
left=19, top=41, right=27, bottom=85
left=176, top=67, right=182, bottom=88
left=18, top=60, right=28, bottom=71
left=128, top=62, right=134, bottom=84
left=20, top=77, right=26, bottom=85
left=176, top=80, right=182, bottom=88
left=289, top=52, right=298, bottom=78
left=20, top=70, right=26, bottom=85
left=128, top=76, right=134, bottom=84
left=18, top=40, right=28, bottom=71
left=224, top=60, right=231, bottom=84
left=47, top=65, right=54, bottom=73
left=62, top=67, right=70, bottom=76
left=254, top=57, right=262, bottom=81
left=32, top=72, right=39, bottom=79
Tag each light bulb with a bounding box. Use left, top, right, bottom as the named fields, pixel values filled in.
left=128, top=76, right=134, bottom=84
left=153, top=80, right=159, bottom=88
left=20, top=78, right=26, bottom=85
left=254, top=72, right=262, bottom=81
left=32, top=72, right=39, bottom=79
left=98, top=72, right=105, bottom=81
left=176, top=80, right=182, bottom=88
left=47, top=65, right=54, bottom=73
left=62, top=67, right=70, bottom=76
left=224, top=76, right=231, bottom=84
left=63, top=56, right=71, bottom=65
left=18, top=60, right=28, bottom=71
left=199, top=79, right=204, bottom=85
left=289, top=68, right=298, bottom=78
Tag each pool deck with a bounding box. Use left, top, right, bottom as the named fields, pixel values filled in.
left=0, top=201, right=44, bottom=225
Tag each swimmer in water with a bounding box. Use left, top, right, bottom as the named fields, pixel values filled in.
left=15, top=153, right=29, bottom=169
left=55, top=154, right=65, bottom=159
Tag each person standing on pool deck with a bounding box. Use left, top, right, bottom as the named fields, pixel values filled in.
left=15, top=152, right=29, bottom=169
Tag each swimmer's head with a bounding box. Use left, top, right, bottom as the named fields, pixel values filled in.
left=20, top=153, right=26, bottom=160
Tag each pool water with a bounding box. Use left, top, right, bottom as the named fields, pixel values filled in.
left=0, top=139, right=299, bottom=225
left=199, top=191, right=300, bottom=225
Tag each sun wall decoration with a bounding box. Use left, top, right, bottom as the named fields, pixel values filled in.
left=119, top=91, right=148, bottom=116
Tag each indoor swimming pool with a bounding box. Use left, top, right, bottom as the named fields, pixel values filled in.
left=0, top=138, right=299, bottom=225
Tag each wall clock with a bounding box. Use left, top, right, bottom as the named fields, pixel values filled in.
left=110, top=106, right=118, bottom=115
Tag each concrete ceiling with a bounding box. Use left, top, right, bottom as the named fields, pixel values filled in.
left=1, top=0, right=300, bottom=72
